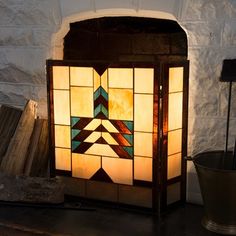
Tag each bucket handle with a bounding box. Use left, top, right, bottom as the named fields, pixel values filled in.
left=185, top=156, right=193, bottom=161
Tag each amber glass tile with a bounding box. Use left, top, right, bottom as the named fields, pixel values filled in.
left=134, top=94, right=153, bottom=132
left=52, top=66, right=69, bottom=90
left=134, top=156, right=152, bottom=181
left=85, top=143, right=119, bottom=157
left=168, top=152, right=182, bottom=180
left=169, top=67, right=183, bottom=93
left=109, top=88, right=133, bottom=121
left=71, top=87, right=94, bottom=118
left=102, top=156, right=133, bottom=185
left=53, top=90, right=70, bottom=125
left=134, top=132, right=153, bottom=157
left=54, top=125, right=71, bottom=148
left=168, top=92, right=183, bottom=131
left=108, top=68, right=133, bottom=88
left=70, top=67, right=93, bottom=87
left=168, top=129, right=182, bottom=156
left=55, top=148, right=71, bottom=171
left=134, top=68, right=154, bottom=94
left=72, top=153, right=101, bottom=179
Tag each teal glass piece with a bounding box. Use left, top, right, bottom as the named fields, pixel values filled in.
left=123, top=121, right=134, bottom=131
left=71, top=117, right=80, bottom=127
left=100, top=87, right=108, bottom=100
left=72, top=141, right=81, bottom=151
left=94, top=87, right=108, bottom=101
left=123, top=146, right=133, bottom=157
left=94, top=104, right=108, bottom=118
left=94, top=88, right=100, bottom=100
left=123, top=134, right=133, bottom=145
left=71, top=129, right=80, bottom=139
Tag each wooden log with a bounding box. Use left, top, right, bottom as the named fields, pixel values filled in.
left=0, top=100, right=37, bottom=175
left=24, top=119, right=49, bottom=177
left=0, top=105, right=22, bottom=164
left=0, top=172, right=64, bottom=204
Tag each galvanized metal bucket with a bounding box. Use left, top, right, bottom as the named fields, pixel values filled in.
left=193, top=150, right=236, bottom=235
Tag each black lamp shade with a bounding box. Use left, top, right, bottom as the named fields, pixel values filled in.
left=220, top=59, right=236, bottom=82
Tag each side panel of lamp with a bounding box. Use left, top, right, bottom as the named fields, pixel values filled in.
left=161, top=61, right=189, bottom=209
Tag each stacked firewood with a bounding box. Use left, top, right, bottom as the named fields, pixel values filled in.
left=0, top=100, right=49, bottom=177
left=0, top=100, right=64, bottom=204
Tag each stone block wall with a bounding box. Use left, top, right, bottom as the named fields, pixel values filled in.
left=0, top=0, right=61, bottom=117
left=0, top=0, right=236, bottom=203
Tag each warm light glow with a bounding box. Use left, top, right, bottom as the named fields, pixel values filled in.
left=101, top=70, right=108, bottom=92
left=134, top=94, right=153, bottom=132
left=70, top=67, right=93, bottom=87
left=169, top=67, right=183, bottom=93
left=94, top=70, right=101, bottom=92
left=108, top=68, right=133, bottom=88
left=72, top=153, right=101, bottom=179
left=84, top=119, right=101, bottom=130
left=102, top=157, right=133, bottom=185
left=84, top=131, right=101, bottom=143
left=134, top=132, right=153, bottom=157
left=54, top=125, right=71, bottom=148
left=55, top=148, right=71, bottom=171
left=71, top=87, right=94, bottom=117
left=52, top=66, right=69, bottom=89
left=51, top=65, right=157, bottom=187
left=85, top=143, right=119, bottom=157
left=168, top=92, right=183, bottom=131
left=102, top=132, right=119, bottom=145
left=53, top=90, right=70, bottom=125
left=101, top=120, right=119, bottom=133
left=168, top=153, right=181, bottom=179
left=108, top=88, right=133, bottom=121
left=168, top=129, right=182, bottom=155
left=134, top=156, right=152, bottom=181
left=134, top=68, right=154, bottom=94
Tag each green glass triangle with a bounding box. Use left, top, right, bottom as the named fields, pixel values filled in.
left=101, top=104, right=108, bottom=117
left=123, top=134, right=133, bottom=145
left=123, top=121, right=133, bottom=131
left=94, top=104, right=102, bottom=117
left=72, top=141, right=81, bottom=151
left=100, top=87, right=108, bottom=100
left=71, top=117, right=80, bottom=127
left=123, top=146, right=133, bottom=157
left=71, top=129, right=80, bottom=139
left=94, top=87, right=101, bottom=100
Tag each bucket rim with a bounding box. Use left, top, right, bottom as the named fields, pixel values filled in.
left=193, top=150, right=236, bottom=173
